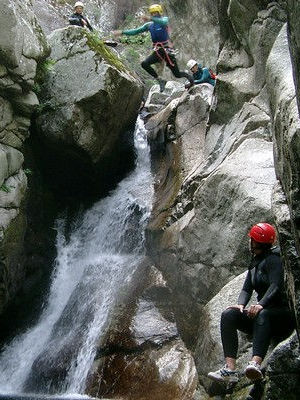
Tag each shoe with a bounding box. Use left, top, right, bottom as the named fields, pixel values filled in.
left=245, top=361, right=263, bottom=381
left=208, top=365, right=239, bottom=383
left=184, top=82, right=194, bottom=90
left=157, top=78, right=166, bottom=92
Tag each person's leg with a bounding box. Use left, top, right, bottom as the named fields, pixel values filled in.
left=221, top=308, right=253, bottom=368
left=141, top=51, right=167, bottom=92
left=163, top=50, right=194, bottom=84
left=244, top=309, right=271, bottom=380
left=245, top=307, right=294, bottom=380
left=208, top=308, right=252, bottom=383
left=141, top=52, right=161, bottom=78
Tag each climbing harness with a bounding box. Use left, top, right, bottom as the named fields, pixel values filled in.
left=153, top=41, right=176, bottom=67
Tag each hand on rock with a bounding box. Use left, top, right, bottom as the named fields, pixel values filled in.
left=185, top=82, right=194, bottom=90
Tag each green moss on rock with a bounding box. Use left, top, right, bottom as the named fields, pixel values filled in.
left=83, top=31, right=127, bottom=73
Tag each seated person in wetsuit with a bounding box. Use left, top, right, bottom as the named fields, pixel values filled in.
left=187, top=59, right=215, bottom=86
left=112, top=4, right=194, bottom=92
left=69, top=1, right=93, bottom=31
left=208, top=222, right=295, bottom=384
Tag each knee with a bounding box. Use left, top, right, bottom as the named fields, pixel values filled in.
left=255, top=309, right=270, bottom=326
left=141, top=60, right=148, bottom=70
left=221, top=308, right=239, bottom=323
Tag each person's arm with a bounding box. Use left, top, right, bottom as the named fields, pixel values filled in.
left=257, top=255, right=283, bottom=307
left=122, top=22, right=151, bottom=36
left=237, top=270, right=253, bottom=307
left=194, top=68, right=212, bottom=84
left=85, top=18, right=93, bottom=31
left=151, top=16, right=169, bottom=26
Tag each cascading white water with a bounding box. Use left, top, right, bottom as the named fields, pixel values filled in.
left=0, top=117, right=153, bottom=395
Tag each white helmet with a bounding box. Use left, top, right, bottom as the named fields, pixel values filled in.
left=74, top=1, right=84, bottom=8
left=187, top=59, right=198, bottom=69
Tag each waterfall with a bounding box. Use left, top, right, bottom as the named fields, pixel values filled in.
left=0, top=117, right=153, bottom=396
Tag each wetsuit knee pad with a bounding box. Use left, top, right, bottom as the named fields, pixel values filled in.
left=255, top=309, right=270, bottom=326
left=141, top=60, right=148, bottom=69
left=221, top=308, right=240, bottom=322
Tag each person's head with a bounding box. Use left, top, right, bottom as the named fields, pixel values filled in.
left=149, top=4, right=163, bottom=17
left=248, top=222, right=276, bottom=255
left=74, top=1, right=84, bottom=14
left=187, top=59, right=199, bottom=74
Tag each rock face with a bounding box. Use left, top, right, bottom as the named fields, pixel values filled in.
left=83, top=265, right=197, bottom=400
left=281, top=0, right=300, bottom=334
left=34, top=26, right=143, bottom=196
left=164, top=0, right=220, bottom=69
left=145, top=0, right=300, bottom=398
left=0, top=0, right=48, bottom=314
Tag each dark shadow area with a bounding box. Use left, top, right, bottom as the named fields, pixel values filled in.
left=29, top=118, right=137, bottom=207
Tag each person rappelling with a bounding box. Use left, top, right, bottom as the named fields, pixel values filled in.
left=112, top=4, right=194, bottom=92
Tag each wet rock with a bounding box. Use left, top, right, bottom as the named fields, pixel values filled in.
left=86, top=266, right=197, bottom=400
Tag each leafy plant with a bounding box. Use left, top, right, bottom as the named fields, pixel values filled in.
left=0, top=184, right=10, bottom=193
left=34, top=58, right=56, bottom=87
left=24, top=168, right=33, bottom=176
left=84, top=31, right=127, bottom=72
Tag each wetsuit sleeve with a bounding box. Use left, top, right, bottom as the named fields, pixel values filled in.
left=257, top=255, right=283, bottom=308
left=122, top=23, right=150, bottom=36
left=151, top=16, right=169, bottom=26
left=85, top=18, right=93, bottom=31
left=194, top=68, right=212, bottom=84
left=237, top=271, right=253, bottom=306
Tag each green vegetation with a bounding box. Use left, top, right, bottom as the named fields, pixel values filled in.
left=83, top=31, right=127, bottom=73
left=33, top=58, right=56, bottom=94
left=24, top=168, right=33, bottom=176
left=0, top=184, right=10, bottom=193
left=119, top=32, right=150, bottom=46
left=35, top=100, right=57, bottom=115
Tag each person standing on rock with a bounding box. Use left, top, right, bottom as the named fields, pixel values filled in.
left=187, top=59, right=216, bottom=86
left=69, top=1, right=93, bottom=32
left=208, top=223, right=295, bottom=384
left=112, top=4, right=194, bottom=92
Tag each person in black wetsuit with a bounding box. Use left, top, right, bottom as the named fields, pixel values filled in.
left=112, top=4, right=194, bottom=92
left=208, top=222, right=295, bottom=384
left=69, top=1, right=93, bottom=31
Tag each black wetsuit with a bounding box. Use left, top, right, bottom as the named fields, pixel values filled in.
left=69, top=13, right=93, bottom=31
left=221, top=247, right=295, bottom=359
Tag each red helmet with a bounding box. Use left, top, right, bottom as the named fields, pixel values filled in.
left=248, top=223, right=276, bottom=244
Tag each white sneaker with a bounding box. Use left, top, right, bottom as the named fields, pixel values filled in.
left=245, top=361, right=263, bottom=380
left=208, top=365, right=239, bottom=383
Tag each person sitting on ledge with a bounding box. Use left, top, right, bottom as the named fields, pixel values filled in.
left=208, top=222, right=295, bottom=384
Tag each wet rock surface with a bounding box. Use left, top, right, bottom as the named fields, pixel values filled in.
left=86, top=265, right=197, bottom=400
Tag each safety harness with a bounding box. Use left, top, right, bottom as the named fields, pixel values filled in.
left=153, top=41, right=175, bottom=67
